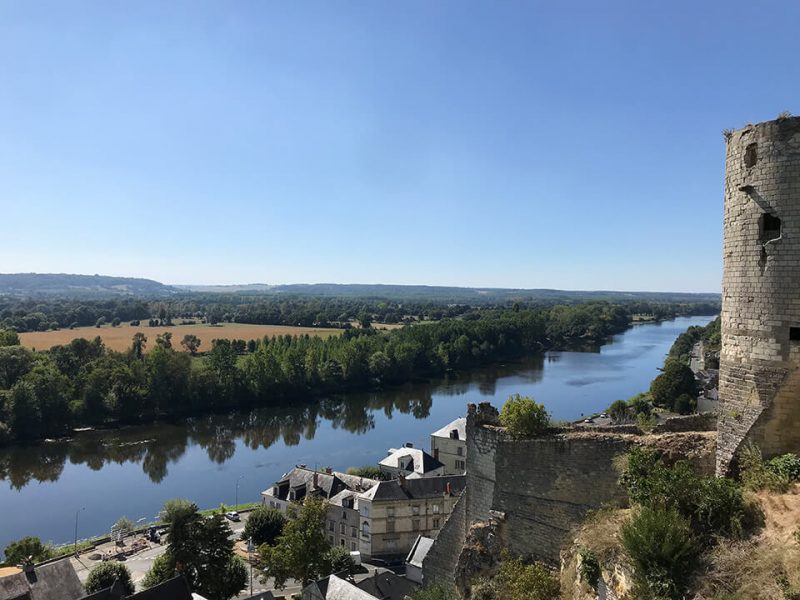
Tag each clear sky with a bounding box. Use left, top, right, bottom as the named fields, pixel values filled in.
left=1, top=1, right=798, bottom=292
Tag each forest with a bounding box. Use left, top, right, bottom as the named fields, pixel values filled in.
left=0, top=300, right=717, bottom=444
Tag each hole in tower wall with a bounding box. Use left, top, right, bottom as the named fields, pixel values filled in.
left=744, top=143, right=758, bottom=168
left=761, top=213, right=782, bottom=242
left=790, top=327, right=800, bottom=342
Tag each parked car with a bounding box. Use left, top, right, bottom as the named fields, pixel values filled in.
left=225, top=511, right=241, bottom=522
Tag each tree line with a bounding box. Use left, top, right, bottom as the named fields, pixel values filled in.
left=0, top=302, right=716, bottom=444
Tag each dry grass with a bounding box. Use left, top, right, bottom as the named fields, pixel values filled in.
left=19, top=322, right=343, bottom=353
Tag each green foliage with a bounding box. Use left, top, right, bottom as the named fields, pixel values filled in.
left=499, top=394, right=550, bottom=437
left=621, top=447, right=746, bottom=541
left=2, top=536, right=53, bottom=566
left=608, top=399, right=630, bottom=424
left=259, top=497, right=332, bottom=588
left=242, top=505, right=285, bottom=546
left=85, top=562, right=135, bottom=595
left=621, top=506, right=699, bottom=600
left=0, top=330, right=20, bottom=347
left=649, top=359, right=698, bottom=412
left=345, top=465, right=391, bottom=480
left=325, top=545, right=355, bottom=574
left=471, top=554, right=560, bottom=600
left=738, top=445, right=800, bottom=492
left=578, top=548, right=601, bottom=589
left=143, top=501, right=246, bottom=600
left=113, top=516, right=135, bottom=538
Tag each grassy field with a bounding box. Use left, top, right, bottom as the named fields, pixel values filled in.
left=19, top=322, right=343, bottom=353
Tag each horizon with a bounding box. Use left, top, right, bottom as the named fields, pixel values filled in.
left=2, top=2, right=799, bottom=291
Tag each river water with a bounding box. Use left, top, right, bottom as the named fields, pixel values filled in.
left=0, top=315, right=714, bottom=551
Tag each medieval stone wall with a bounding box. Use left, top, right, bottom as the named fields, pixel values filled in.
left=717, top=116, right=800, bottom=474
left=420, top=494, right=466, bottom=587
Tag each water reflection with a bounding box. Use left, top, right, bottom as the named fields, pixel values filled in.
left=0, top=386, right=435, bottom=490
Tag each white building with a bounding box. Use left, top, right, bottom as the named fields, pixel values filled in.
left=378, top=443, right=445, bottom=479
left=430, top=417, right=467, bottom=475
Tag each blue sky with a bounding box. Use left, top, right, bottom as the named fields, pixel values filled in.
left=1, top=1, right=798, bottom=292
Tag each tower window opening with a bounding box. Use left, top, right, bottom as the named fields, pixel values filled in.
left=744, top=143, right=758, bottom=168
left=760, top=213, right=782, bottom=242
left=790, top=328, right=800, bottom=342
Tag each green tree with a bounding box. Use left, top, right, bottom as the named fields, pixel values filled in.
left=242, top=505, right=285, bottom=546
left=0, top=330, right=20, bottom=347
left=0, top=346, right=35, bottom=389
left=608, top=399, right=630, bottom=423
left=181, top=334, right=201, bottom=355
left=160, top=498, right=195, bottom=525
left=649, top=360, right=697, bottom=412
left=131, top=333, right=147, bottom=359
left=259, top=497, right=332, bottom=588
left=499, top=394, right=550, bottom=437
left=142, top=554, right=174, bottom=589
left=2, top=536, right=52, bottom=566
left=471, top=554, right=560, bottom=600
left=85, top=562, right=135, bottom=595
left=155, top=332, right=173, bottom=349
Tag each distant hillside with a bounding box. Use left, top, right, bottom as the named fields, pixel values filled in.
left=177, top=282, right=720, bottom=305
left=0, top=273, right=177, bottom=297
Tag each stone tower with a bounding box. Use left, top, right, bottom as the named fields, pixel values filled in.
left=717, top=115, right=800, bottom=475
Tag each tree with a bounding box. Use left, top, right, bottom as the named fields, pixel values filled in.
left=95, top=317, right=106, bottom=328
left=144, top=502, right=246, bottom=600
left=111, top=317, right=121, bottom=327
left=242, top=505, right=286, bottom=546
left=325, top=545, right=355, bottom=574
left=160, top=498, right=195, bottom=525
left=181, top=334, right=201, bottom=355
left=85, top=563, right=135, bottom=595
left=259, top=497, right=332, bottom=588
left=499, top=394, right=549, bottom=437
left=0, top=330, right=20, bottom=347
left=131, top=333, right=147, bottom=359
left=608, top=399, right=631, bottom=424
left=2, top=536, right=52, bottom=566
left=470, top=554, right=560, bottom=600
left=113, top=516, right=135, bottom=541
left=156, top=332, right=173, bottom=350
left=650, top=360, right=697, bottom=412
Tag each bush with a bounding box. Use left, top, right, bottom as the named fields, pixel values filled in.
left=410, top=584, right=454, bottom=600
left=499, top=394, right=550, bottom=437
left=650, top=360, right=697, bottom=411
left=242, top=506, right=286, bottom=546
left=578, top=548, right=601, bottom=589
left=766, top=453, right=800, bottom=482
left=2, top=536, right=53, bottom=566
left=608, top=399, right=630, bottom=424
left=345, top=466, right=391, bottom=480
left=739, top=444, right=791, bottom=493
left=621, top=506, right=699, bottom=600
left=85, top=562, right=135, bottom=595
left=325, top=545, right=355, bottom=574
left=471, top=554, right=560, bottom=600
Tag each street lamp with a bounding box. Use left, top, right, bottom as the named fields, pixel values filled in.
left=234, top=474, right=245, bottom=508
left=248, top=537, right=255, bottom=596
left=74, top=507, right=85, bottom=556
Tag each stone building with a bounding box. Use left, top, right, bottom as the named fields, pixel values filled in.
left=357, top=474, right=465, bottom=559
left=261, top=466, right=376, bottom=514
left=430, top=417, right=467, bottom=474
left=379, top=443, right=445, bottom=479
left=717, top=115, right=800, bottom=474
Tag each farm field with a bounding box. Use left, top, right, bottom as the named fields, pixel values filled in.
left=19, top=322, right=344, bottom=353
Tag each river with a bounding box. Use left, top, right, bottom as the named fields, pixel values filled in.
left=0, top=315, right=714, bottom=552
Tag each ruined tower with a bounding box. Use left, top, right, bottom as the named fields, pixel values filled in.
left=717, top=115, right=800, bottom=475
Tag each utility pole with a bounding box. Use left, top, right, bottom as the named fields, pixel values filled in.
left=248, top=537, right=254, bottom=596
left=74, top=507, right=85, bottom=556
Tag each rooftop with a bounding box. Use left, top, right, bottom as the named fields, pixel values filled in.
left=379, top=446, right=444, bottom=477
left=360, top=474, right=466, bottom=502
left=431, top=417, right=467, bottom=441
left=263, top=466, right=377, bottom=503
left=406, top=535, right=435, bottom=568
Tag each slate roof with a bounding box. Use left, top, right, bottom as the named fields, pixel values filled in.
left=0, top=559, right=85, bottom=600
left=406, top=535, right=435, bottom=568
left=430, top=417, right=467, bottom=441
left=379, top=448, right=444, bottom=477
left=360, top=475, right=466, bottom=502
left=262, top=467, right=377, bottom=503
left=78, top=575, right=195, bottom=600
left=355, top=571, right=418, bottom=600
left=321, top=575, right=375, bottom=600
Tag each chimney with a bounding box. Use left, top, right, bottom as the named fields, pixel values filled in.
left=398, top=474, right=405, bottom=488
left=313, top=472, right=319, bottom=488
left=405, top=442, right=413, bottom=448
left=325, top=466, right=333, bottom=474
left=446, top=482, right=452, bottom=496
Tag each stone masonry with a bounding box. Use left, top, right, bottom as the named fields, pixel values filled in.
left=717, top=116, right=800, bottom=475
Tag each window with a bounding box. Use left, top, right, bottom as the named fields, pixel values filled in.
left=790, top=327, right=800, bottom=341
left=340, top=539, right=345, bottom=547
left=387, top=521, right=395, bottom=533
left=457, top=446, right=463, bottom=456
left=412, top=519, right=420, bottom=531
left=412, top=505, right=420, bottom=516
left=351, top=526, right=358, bottom=538
left=351, top=541, right=357, bottom=551
left=433, top=518, right=440, bottom=529
left=340, top=523, right=346, bottom=534
left=362, top=521, right=370, bottom=537
left=433, top=504, right=440, bottom=514
left=433, top=448, right=439, bottom=460
left=387, top=507, right=395, bottom=518
left=328, top=520, right=334, bottom=531
left=456, top=460, right=466, bottom=471
left=744, top=143, right=758, bottom=168
left=761, top=213, right=782, bottom=243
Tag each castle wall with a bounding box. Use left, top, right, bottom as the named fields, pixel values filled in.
left=420, top=495, right=466, bottom=588
left=717, top=116, right=800, bottom=474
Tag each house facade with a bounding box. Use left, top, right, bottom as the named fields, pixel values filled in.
left=430, top=417, right=467, bottom=475
left=357, top=475, right=466, bottom=559
left=261, top=466, right=377, bottom=515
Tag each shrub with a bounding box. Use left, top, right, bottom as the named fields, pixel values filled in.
left=578, top=548, right=601, bottom=589
left=621, top=506, right=699, bottom=600
left=673, top=393, right=696, bottom=415
left=649, top=360, right=697, bottom=411
left=471, top=554, right=560, bottom=600
left=325, top=545, right=355, bottom=574
left=499, top=394, right=550, bottom=437
left=739, top=444, right=791, bottom=492
left=410, top=584, right=454, bottom=600
left=85, top=562, right=135, bottom=595
left=608, top=399, right=630, bottom=424
left=2, top=536, right=53, bottom=566
left=242, top=506, right=286, bottom=546
left=345, top=466, right=391, bottom=480
left=766, top=453, right=800, bottom=482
